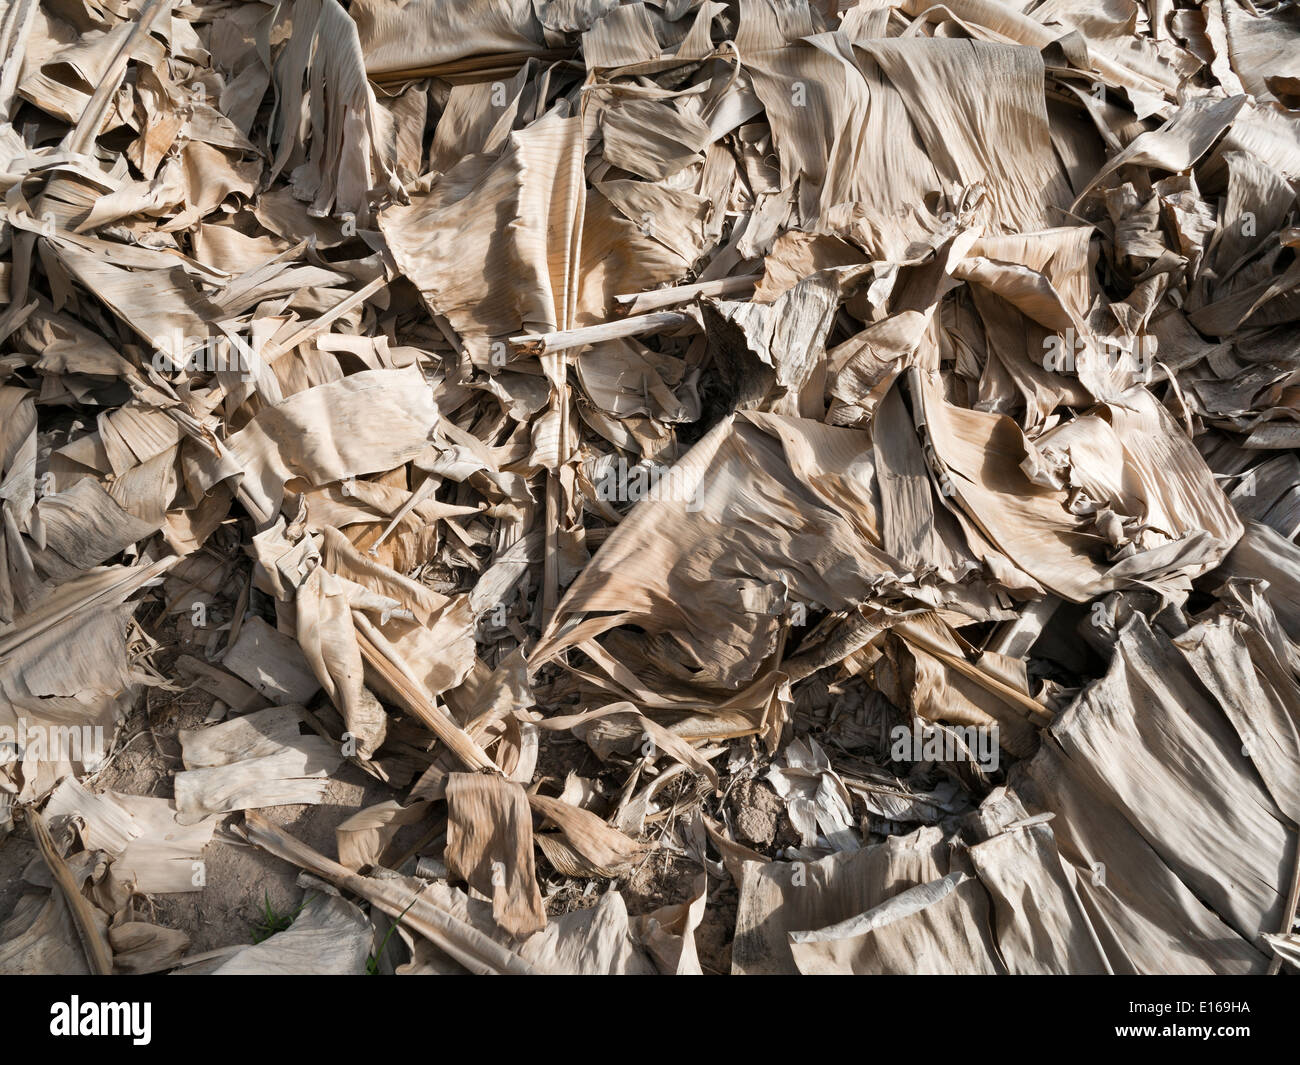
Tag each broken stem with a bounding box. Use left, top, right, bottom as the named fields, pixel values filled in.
left=614, top=273, right=761, bottom=313
left=509, top=310, right=693, bottom=354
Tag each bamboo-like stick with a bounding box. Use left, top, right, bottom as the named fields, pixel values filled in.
left=614, top=272, right=762, bottom=312
left=241, top=812, right=535, bottom=975
left=509, top=310, right=693, bottom=354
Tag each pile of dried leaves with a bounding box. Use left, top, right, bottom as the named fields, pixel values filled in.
left=2, top=0, right=1300, bottom=976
